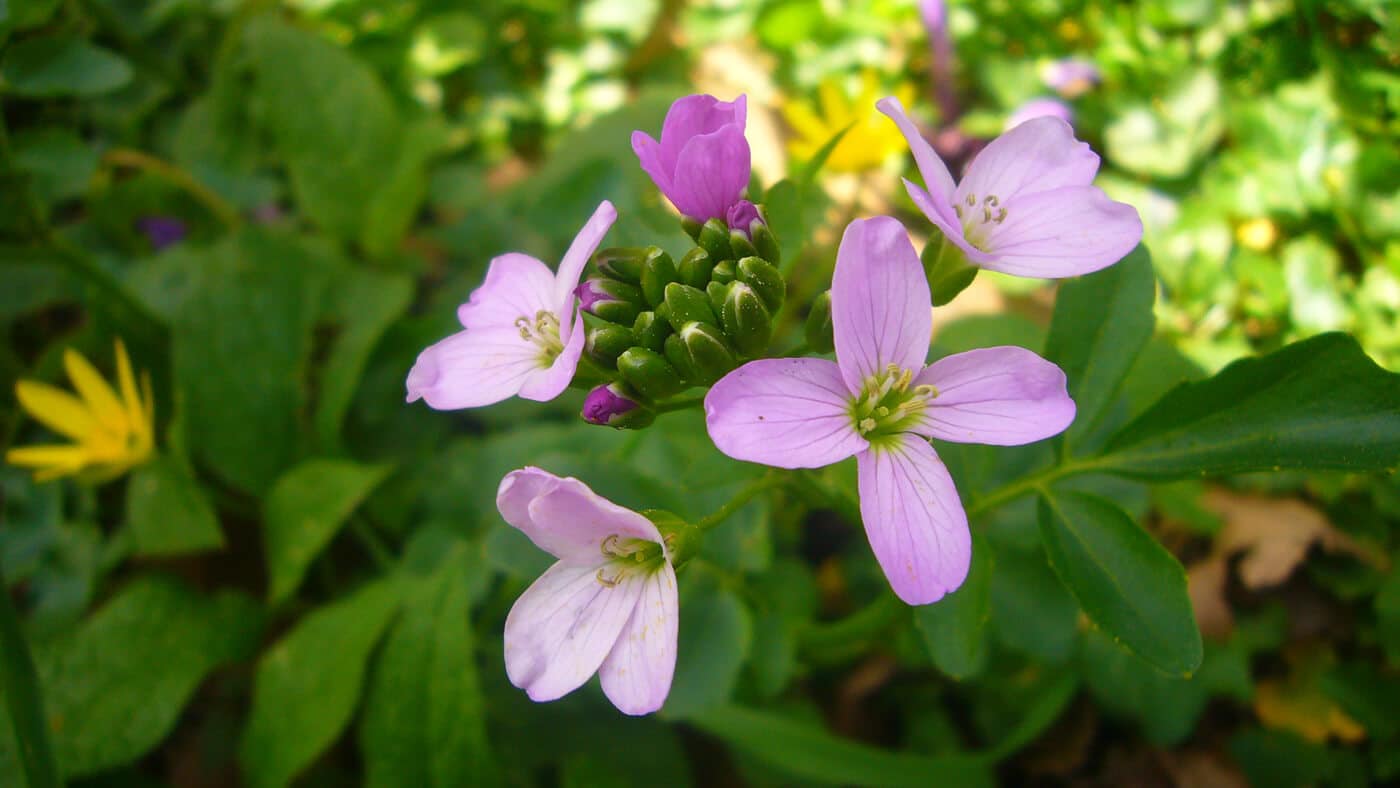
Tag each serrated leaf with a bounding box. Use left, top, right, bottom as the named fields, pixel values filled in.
left=915, top=533, right=992, bottom=679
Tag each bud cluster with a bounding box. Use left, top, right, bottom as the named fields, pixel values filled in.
left=579, top=211, right=786, bottom=428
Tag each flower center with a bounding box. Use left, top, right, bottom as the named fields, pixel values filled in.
left=850, top=363, right=938, bottom=442
left=515, top=310, right=564, bottom=364
left=594, top=534, right=665, bottom=586
left=953, top=192, right=1008, bottom=251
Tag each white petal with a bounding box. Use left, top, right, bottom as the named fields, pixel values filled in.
left=599, top=563, right=679, bottom=715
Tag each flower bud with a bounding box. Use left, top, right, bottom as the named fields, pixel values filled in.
left=632, top=310, right=672, bottom=353
left=577, top=278, right=643, bottom=325
left=677, top=247, right=714, bottom=290
left=663, top=334, right=701, bottom=383
left=805, top=290, right=834, bottom=353
left=585, top=323, right=635, bottom=368
left=736, top=256, right=785, bottom=314
left=752, top=218, right=781, bottom=265
left=711, top=260, right=736, bottom=285
left=698, top=217, right=734, bottom=262
left=640, top=247, right=678, bottom=308
left=593, top=247, right=647, bottom=283
left=680, top=216, right=704, bottom=242
left=616, top=347, right=686, bottom=401
left=729, top=228, right=759, bottom=260
left=706, top=281, right=731, bottom=316
left=921, top=236, right=978, bottom=307
left=726, top=200, right=762, bottom=237
left=679, top=322, right=736, bottom=385
left=645, top=509, right=701, bottom=569
left=582, top=382, right=655, bottom=429
left=721, top=282, right=773, bottom=358
left=662, top=282, right=718, bottom=331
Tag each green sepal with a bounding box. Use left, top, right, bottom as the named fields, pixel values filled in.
left=751, top=216, right=781, bottom=265
left=663, top=282, right=718, bottom=331
left=678, top=247, right=715, bottom=289
left=805, top=290, right=834, bottom=354
left=711, top=260, right=736, bottom=285
left=730, top=228, right=759, bottom=259
left=680, top=322, right=737, bottom=385
left=632, top=310, right=672, bottom=353
left=593, top=247, right=647, bottom=283
left=644, top=510, right=701, bottom=569
left=681, top=216, right=703, bottom=242
left=922, top=235, right=979, bottom=307
left=640, top=247, right=678, bottom=308
left=582, top=279, right=644, bottom=325
left=585, top=323, right=635, bottom=369
left=698, top=217, right=733, bottom=262
left=617, top=347, right=686, bottom=400
left=721, top=282, right=773, bottom=358
left=737, top=256, right=785, bottom=314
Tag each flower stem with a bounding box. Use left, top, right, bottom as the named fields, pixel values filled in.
left=655, top=396, right=704, bottom=414
left=798, top=593, right=905, bottom=664
left=965, top=457, right=1105, bottom=517
left=102, top=148, right=242, bottom=231
left=696, top=473, right=781, bottom=531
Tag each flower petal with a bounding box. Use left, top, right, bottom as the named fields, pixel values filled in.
left=15, top=381, right=100, bottom=442
left=669, top=123, right=751, bottom=222
left=518, top=310, right=585, bottom=403
left=5, top=445, right=91, bottom=478
left=902, top=178, right=989, bottom=263
left=523, top=471, right=662, bottom=561
left=599, top=562, right=678, bottom=715
left=955, top=115, right=1099, bottom=207
left=631, top=130, right=673, bottom=196
left=914, top=346, right=1076, bottom=445
left=456, top=253, right=557, bottom=331
left=705, top=358, right=867, bottom=469
left=553, top=201, right=618, bottom=317
left=404, top=327, right=541, bottom=409
left=658, top=94, right=746, bottom=173
left=981, top=185, right=1143, bottom=278
left=856, top=435, right=970, bottom=605
left=63, top=349, right=126, bottom=437
left=831, top=217, right=932, bottom=394
left=503, top=561, right=644, bottom=703
left=876, top=96, right=957, bottom=208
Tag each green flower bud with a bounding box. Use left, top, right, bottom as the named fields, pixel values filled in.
left=729, top=228, right=759, bottom=259
left=921, top=236, right=979, bottom=307
left=662, top=282, right=718, bottom=331
left=680, top=216, right=704, bottom=243
left=751, top=218, right=781, bottom=265
left=664, top=334, right=701, bottom=383
left=698, top=217, right=733, bottom=262
left=585, top=323, right=635, bottom=368
left=593, top=247, right=646, bottom=283
left=644, top=509, right=702, bottom=569
left=706, top=280, right=732, bottom=316
left=617, top=347, right=685, bottom=401
left=721, top=282, right=773, bottom=358
left=805, top=290, right=834, bottom=354
left=737, top=256, right=785, bottom=314
left=680, top=321, right=736, bottom=385
left=578, top=278, right=643, bottom=325
left=711, top=260, right=736, bottom=285
left=640, top=247, right=678, bottom=308
left=632, top=310, right=672, bottom=353
left=677, top=247, right=714, bottom=290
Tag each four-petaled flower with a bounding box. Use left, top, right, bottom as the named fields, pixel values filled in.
left=704, top=217, right=1076, bottom=604
left=405, top=201, right=617, bottom=409
left=498, top=467, right=678, bottom=715
left=632, top=94, right=751, bottom=224
left=878, top=95, right=1142, bottom=278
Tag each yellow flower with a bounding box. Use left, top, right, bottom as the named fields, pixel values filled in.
left=782, top=72, right=918, bottom=174
left=6, top=340, right=155, bottom=482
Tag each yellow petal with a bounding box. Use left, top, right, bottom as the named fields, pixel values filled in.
left=781, top=100, right=830, bottom=144
left=6, top=445, right=92, bottom=479
left=818, top=80, right=853, bottom=127
left=114, top=339, right=145, bottom=435
left=138, top=369, right=155, bottom=454
left=64, top=348, right=128, bottom=438
left=15, top=381, right=100, bottom=442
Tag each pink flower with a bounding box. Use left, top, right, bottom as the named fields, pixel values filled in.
left=878, top=96, right=1142, bottom=278
left=1005, top=97, right=1074, bottom=131
left=405, top=201, right=616, bottom=409
left=1040, top=57, right=1100, bottom=98
left=632, top=94, right=751, bottom=223
left=498, top=467, right=678, bottom=715
left=704, top=217, right=1075, bottom=604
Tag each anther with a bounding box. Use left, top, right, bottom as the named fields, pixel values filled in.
left=859, top=417, right=877, bottom=434
left=595, top=568, right=619, bottom=587
left=965, top=193, right=976, bottom=206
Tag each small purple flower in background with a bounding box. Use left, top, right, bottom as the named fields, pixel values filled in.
left=919, top=0, right=958, bottom=124
left=878, top=95, right=1142, bottom=278
left=705, top=217, right=1075, bottom=605
left=1041, top=57, right=1100, bottom=99
left=726, top=199, right=763, bottom=238
left=582, top=382, right=643, bottom=426
left=1006, top=97, right=1074, bottom=131
left=406, top=201, right=616, bottom=409
left=137, top=216, right=186, bottom=250
left=632, top=94, right=751, bottom=223
left=498, top=467, right=678, bottom=715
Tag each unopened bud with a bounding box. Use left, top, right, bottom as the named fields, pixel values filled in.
left=751, top=216, right=781, bottom=265
left=577, top=278, right=643, bottom=325
left=677, top=247, right=714, bottom=290
left=721, top=282, right=773, bottom=358
left=663, top=282, right=718, bottom=331
left=616, top=347, right=685, bottom=400
left=585, top=323, right=635, bottom=369
left=680, top=322, right=736, bottom=385
left=698, top=217, right=733, bottom=262
left=805, top=290, right=834, bottom=354
left=593, top=247, right=646, bottom=283
left=632, top=310, right=672, bottom=353
left=582, top=382, right=655, bottom=429
left=737, top=256, right=785, bottom=314
left=706, top=281, right=731, bottom=316
left=640, top=247, right=678, bottom=308
left=729, top=228, right=759, bottom=259
left=664, top=334, right=701, bottom=383
left=680, top=216, right=704, bottom=243
left=711, top=260, right=736, bottom=285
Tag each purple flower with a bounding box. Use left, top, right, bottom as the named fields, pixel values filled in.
left=1041, top=57, right=1100, bottom=98
left=705, top=217, right=1075, bottom=605
left=632, top=94, right=751, bottom=223
left=498, top=467, right=678, bottom=715
left=726, top=199, right=763, bottom=238
left=137, top=216, right=186, bottom=250
left=406, top=201, right=616, bottom=409
left=920, top=0, right=958, bottom=122
left=878, top=96, right=1141, bottom=278
left=1005, top=97, right=1074, bottom=131
left=582, top=382, right=642, bottom=426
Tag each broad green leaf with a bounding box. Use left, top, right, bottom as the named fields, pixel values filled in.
left=33, top=576, right=262, bottom=778
left=124, top=455, right=224, bottom=557
left=989, top=543, right=1080, bottom=662
left=922, top=236, right=979, bottom=307
left=359, top=554, right=498, bottom=787
left=0, top=35, right=131, bottom=97
left=914, top=533, right=992, bottom=679
left=661, top=581, right=751, bottom=718
left=1038, top=491, right=1201, bottom=675
left=1098, top=332, right=1400, bottom=477
left=240, top=579, right=402, bottom=788
left=979, top=673, right=1080, bottom=761
left=1044, top=245, right=1156, bottom=450
left=264, top=459, right=392, bottom=604
left=688, top=705, right=993, bottom=788
left=0, top=562, right=60, bottom=788
left=10, top=128, right=98, bottom=205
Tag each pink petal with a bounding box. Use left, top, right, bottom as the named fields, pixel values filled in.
left=599, top=562, right=679, bottom=715
left=504, top=561, right=644, bottom=702
left=658, top=94, right=747, bottom=173
left=914, top=346, right=1076, bottom=445
left=955, top=115, right=1100, bottom=207
left=902, top=178, right=991, bottom=264
left=831, top=217, right=932, bottom=395
left=456, top=253, right=556, bottom=330
left=631, top=131, right=673, bottom=195
left=876, top=97, right=957, bottom=213
left=856, top=435, right=970, bottom=605
left=553, top=201, right=618, bottom=317
left=981, top=185, right=1143, bottom=278
left=404, top=327, right=541, bottom=409
left=669, top=124, right=751, bottom=223
left=497, top=468, right=662, bottom=562
left=704, top=358, right=868, bottom=469
left=518, top=310, right=585, bottom=402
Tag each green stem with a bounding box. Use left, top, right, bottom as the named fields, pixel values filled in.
left=349, top=518, right=395, bottom=571
left=696, top=473, right=780, bottom=531
left=0, top=565, right=63, bottom=788
left=965, top=457, right=1105, bottom=517
left=654, top=395, right=704, bottom=414
left=102, top=149, right=242, bottom=231
left=798, top=593, right=905, bottom=664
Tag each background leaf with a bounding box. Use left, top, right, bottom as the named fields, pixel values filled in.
left=124, top=454, right=224, bottom=557
left=915, top=532, right=992, bottom=679
left=1, top=35, right=131, bottom=97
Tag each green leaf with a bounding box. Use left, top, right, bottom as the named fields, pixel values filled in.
left=989, top=544, right=1080, bottom=662
left=661, top=581, right=751, bottom=718
left=914, top=533, right=992, bottom=679
left=264, top=459, right=392, bottom=605
left=922, top=236, right=979, bottom=307
left=124, top=455, right=224, bottom=557
left=10, top=128, right=98, bottom=205
left=240, top=579, right=402, bottom=788
left=359, top=553, right=498, bottom=787
left=0, top=35, right=132, bottom=97
left=0, top=562, right=61, bottom=788
left=1098, top=332, right=1400, bottom=477
left=1037, top=490, right=1201, bottom=675
left=688, top=705, right=993, bottom=788
left=1044, top=245, right=1156, bottom=450
left=34, top=576, right=262, bottom=778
